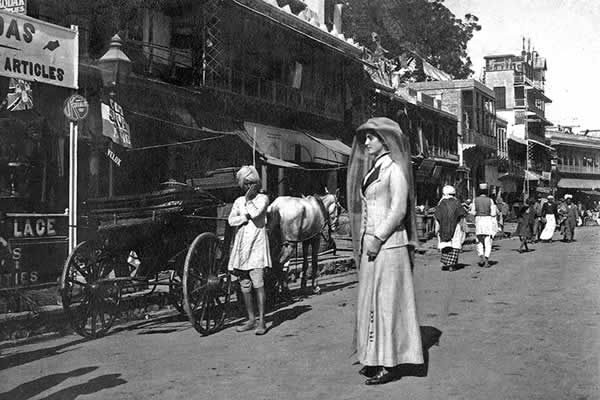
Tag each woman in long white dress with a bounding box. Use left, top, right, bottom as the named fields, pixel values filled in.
left=347, top=117, right=423, bottom=385
left=539, top=195, right=557, bottom=242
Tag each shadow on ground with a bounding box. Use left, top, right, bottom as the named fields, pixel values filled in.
left=0, top=366, right=101, bottom=400
left=395, top=326, right=443, bottom=378
left=0, top=338, right=89, bottom=371
left=38, top=373, right=126, bottom=400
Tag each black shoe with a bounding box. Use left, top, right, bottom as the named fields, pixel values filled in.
left=478, top=255, right=485, bottom=267
left=365, top=368, right=400, bottom=385
left=358, top=366, right=380, bottom=378
left=483, top=257, right=490, bottom=268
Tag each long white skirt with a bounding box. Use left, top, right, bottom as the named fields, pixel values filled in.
left=539, top=214, right=556, bottom=240
left=356, top=244, right=424, bottom=367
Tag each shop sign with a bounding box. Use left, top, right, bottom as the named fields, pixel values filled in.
left=101, top=98, right=131, bottom=148
left=0, top=9, right=78, bottom=88
left=0, top=0, right=26, bottom=14
left=0, top=213, right=68, bottom=288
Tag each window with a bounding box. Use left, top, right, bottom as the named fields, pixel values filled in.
left=494, top=86, right=506, bottom=110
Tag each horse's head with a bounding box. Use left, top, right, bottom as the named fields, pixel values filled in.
left=321, top=189, right=341, bottom=232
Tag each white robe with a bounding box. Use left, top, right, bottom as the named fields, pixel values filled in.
left=227, top=194, right=272, bottom=271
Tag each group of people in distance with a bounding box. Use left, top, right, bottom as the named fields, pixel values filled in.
left=434, top=183, right=584, bottom=272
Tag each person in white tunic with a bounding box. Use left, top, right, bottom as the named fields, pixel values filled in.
left=539, top=195, right=558, bottom=242
left=470, top=183, right=497, bottom=268
left=228, top=166, right=271, bottom=335
left=347, top=117, right=423, bottom=385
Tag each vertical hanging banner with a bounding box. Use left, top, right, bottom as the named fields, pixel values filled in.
left=0, top=9, right=78, bottom=89
left=101, top=98, right=132, bottom=148
left=5, top=77, right=32, bottom=110
left=0, top=1, right=33, bottom=111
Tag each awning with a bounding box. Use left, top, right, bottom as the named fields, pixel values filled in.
left=580, top=190, right=600, bottom=197
left=525, top=170, right=543, bottom=181
left=557, top=178, right=600, bottom=190
left=261, top=154, right=301, bottom=168
left=303, top=132, right=351, bottom=157
left=242, top=122, right=349, bottom=166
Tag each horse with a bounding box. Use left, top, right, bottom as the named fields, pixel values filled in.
left=267, top=190, right=341, bottom=294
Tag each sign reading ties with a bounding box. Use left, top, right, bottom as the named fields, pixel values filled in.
left=0, top=9, right=78, bottom=89
left=101, top=98, right=132, bottom=148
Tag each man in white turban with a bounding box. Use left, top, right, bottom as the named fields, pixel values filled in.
left=228, top=165, right=271, bottom=335
left=434, top=185, right=466, bottom=271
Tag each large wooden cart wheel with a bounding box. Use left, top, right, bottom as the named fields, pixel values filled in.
left=183, top=232, right=231, bottom=335
left=60, top=241, right=121, bottom=338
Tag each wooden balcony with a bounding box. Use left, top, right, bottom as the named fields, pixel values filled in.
left=124, top=40, right=344, bottom=121
left=462, top=129, right=497, bottom=151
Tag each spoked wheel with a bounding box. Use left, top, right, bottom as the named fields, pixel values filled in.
left=183, top=232, right=231, bottom=335
left=168, top=270, right=185, bottom=314
left=60, top=241, right=122, bottom=338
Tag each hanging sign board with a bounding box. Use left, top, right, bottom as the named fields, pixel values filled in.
left=101, top=98, right=131, bottom=148
left=0, top=0, right=26, bottom=14
left=0, top=9, right=78, bottom=88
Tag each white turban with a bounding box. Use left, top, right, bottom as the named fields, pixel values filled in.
left=442, top=185, right=456, bottom=196
left=564, top=194, right=573, bottom=200
left=236, top=165, right=260, bottom=188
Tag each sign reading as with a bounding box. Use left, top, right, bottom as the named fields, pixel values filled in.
left=0, top=9, right=78, bottom=88
left=101, top=98, right=131, bottom=148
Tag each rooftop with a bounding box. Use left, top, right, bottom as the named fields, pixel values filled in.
left=407, top=79, right=495, bottom=98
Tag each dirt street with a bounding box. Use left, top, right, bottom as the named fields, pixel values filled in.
left=1, top=228, right=599, bottom=400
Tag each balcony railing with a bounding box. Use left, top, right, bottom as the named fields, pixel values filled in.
left=558, top=165, right=600, bottom=175
left=124, top=39, right=344, bottom=121
left=463, top=129, right=497, bottom=150
left=426, top=145, right=459, bottom=161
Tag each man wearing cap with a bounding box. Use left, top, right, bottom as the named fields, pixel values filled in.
left=562, top=194, right=579, bottom=242
left=470, top=183, right=497, bottom=268
left=435, top=185, right=466, bottom=271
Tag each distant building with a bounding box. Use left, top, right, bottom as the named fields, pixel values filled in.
left=484, top=40, right=554, bottom=199
left=546, top=127, right=600, bottom=203
left=406, top=79, right=498, bottom=199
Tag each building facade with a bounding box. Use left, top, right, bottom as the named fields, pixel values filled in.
left=484, top=42, right=554, bottom=200
left=546, top=127, right=600, bottom=205
left=406, top=79, right=498, bottom=199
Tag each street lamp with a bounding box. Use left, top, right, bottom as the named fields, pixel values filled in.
left=97, top=34, right=131, bottom=197
left=98, top=34, right=132, bottom=92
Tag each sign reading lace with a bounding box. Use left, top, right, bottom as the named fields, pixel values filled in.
left=101, top=98, right=131, bottom=149
left=0, top=9, right=78, bottom=88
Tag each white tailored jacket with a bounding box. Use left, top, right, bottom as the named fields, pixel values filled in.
left=360, top=154, right=409, bottom=253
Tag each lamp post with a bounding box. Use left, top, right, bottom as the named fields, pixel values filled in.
left=97, top=34, right=131, bottom=197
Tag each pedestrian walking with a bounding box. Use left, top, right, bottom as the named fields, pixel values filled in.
left=228, top=166, right=271, bottom=335
left=515, top=198, right=535, bottom=253
left=470, top=183, right=497, bottom=268
left=434, top=185, right=466, bottom=271
left=347, top=117, right=423, bottom=385
left=539, top=195, right=558, bottom=242
left=562, top=194, right=578, bottom=242
left=496, top=195, right=509, bottom=237
left=532, top=195, right=543, bottom=242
